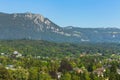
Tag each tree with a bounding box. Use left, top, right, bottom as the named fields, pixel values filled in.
left=71, top=74, right=80, bottom=80
left=39, top=73, right=52, bottom=80
left=104, top=68, right=110, bottom=78
left=58, top=59, right=73, bottom=72
left=61, top=72, right=71, bottom=80
left=9, top=67, right=29, bottom=80
left=79, top=72, right=90, bottom=80
left=110, top=63, right=117, bottom=73
left=28, top=67, right=38, bottom=80
left=0, top=66, right=11, bottom=80
left=109, top=73, right=116, bottom=80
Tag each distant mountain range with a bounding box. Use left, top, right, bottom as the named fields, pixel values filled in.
left=0, top=12, right=120, bottom=43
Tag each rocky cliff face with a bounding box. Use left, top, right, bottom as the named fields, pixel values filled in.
left=0, top=12, right=120, bottom=43
left=0, top=12, right=65, bottom=41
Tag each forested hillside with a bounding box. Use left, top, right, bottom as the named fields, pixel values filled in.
left=0, top=40, right=120, bottom=80
left=0, top=40, right=120, bottom=57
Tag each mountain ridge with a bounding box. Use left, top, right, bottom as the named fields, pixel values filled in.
left=0, top=12, right=120, bottom=43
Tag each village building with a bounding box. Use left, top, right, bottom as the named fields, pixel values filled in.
left=93, top=67, right=106, bottom=77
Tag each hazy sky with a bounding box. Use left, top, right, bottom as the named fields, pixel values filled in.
left=0, top=0, right=120, bottom=28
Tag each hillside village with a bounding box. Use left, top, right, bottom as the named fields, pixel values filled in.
left=0, top=42, right=120, bottom=80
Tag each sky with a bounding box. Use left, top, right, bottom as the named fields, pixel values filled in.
left=0, top=0, right=120, bottom=28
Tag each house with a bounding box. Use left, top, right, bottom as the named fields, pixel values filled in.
left=57, top=72, right=62, bottom=79
left=80, top=53, right=86, bottom=57
left=0, top=53, right=5, bottom=56
left=5, top=65, right=15, bottom=70
left=12, top=51, right=22, bottom=58
left=73, top=67, right=83, bottom=74
left=105, top=78, right=109, bottom=80
left=117, top=69, right=120, bottom=74
left=93, top=67, right=106, bottom=77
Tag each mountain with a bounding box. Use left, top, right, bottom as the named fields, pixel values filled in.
left=63, top=27, right=120, bottom=43
left=0, top=12, right=65, bottom=41
left=0, top=12, right=120, bottom=43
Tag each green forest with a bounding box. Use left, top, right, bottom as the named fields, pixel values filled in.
left=0, top=40, right=120, bottom=80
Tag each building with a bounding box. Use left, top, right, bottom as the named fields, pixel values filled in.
left=93, top=67, right=106, bottom=77
left=12, top=51, right=22, bottom=58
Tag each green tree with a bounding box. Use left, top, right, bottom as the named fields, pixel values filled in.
left=71, top=74, right=80, bottom=80
left=79, top=72, right=90, bottom=80
left=61, top=72, right=71, bottom=80
left=104, top=68, right=110, bottom=78
left=58, top=59, right=73, bottom=72
left=39, top=73, right=52, bottom=80
left=28, top=67, right=38, bottom=80
left=0, top=66, right=11, bottom=80
left=109, top=73, right=116, bottom=80
left=9, top=67, right=29, bottom=80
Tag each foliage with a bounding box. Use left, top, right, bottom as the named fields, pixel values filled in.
left=0, top=40, right=120, bottom=80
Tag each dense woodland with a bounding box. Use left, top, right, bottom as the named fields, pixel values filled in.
left=0, top=40, right=120, bottom=80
